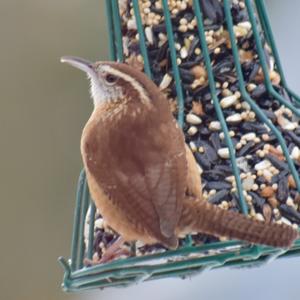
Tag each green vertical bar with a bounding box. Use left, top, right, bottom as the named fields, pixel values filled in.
left=111, top=0, right=124, bottom=61
left=71, top=170, right=85, bottom=271
left=132, top=0, right=152, bottom=79
left=193, top=0, right=247, bottom=214
left=161, top=0, right=185, bottom=127
left=77, top=179, right=91, bottom=269
left=105, top=0, right=117, bottom=61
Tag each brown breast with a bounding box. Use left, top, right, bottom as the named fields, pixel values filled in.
left=81, top=91, right=187, bottom=248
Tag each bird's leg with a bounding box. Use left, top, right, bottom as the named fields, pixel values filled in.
left=130, top=241, right=137, bottom=256
left=84, top=236, right=129, bottom=266
left=99, top=236, right=130, bottom=263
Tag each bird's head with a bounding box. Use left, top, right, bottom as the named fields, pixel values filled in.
left=61, top=56, right=153, bottom=108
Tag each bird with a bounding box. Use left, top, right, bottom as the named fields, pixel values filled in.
left=61, top=56, right=298, bottom=263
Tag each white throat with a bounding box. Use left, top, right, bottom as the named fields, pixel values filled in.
left=88, top=75, right=109, bottom=107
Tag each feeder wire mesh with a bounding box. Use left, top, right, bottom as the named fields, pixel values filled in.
left=59, top=0, right=300, bottom=292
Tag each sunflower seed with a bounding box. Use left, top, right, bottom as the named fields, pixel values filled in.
left=243, top=176, right=254, bottom=191
left=220, top=95, right=238, bottom=108
left=209, top=121, right=221, bottom=131
left=186, top=113, right=202, bottom=125
left=187, top=126, right=198, bottom=136
left=291, top=146, right=300, bottom=160
left=218, top=148, right=230, bottom=159
left=254, top=160, right=271, bottom=171
left=226, top=113, right=242, bottom=123
left=145, top=26, right=154, bottom=45
left=159, top=73, right=172, bottom=90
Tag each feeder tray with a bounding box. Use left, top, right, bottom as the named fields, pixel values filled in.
left=59, top=0, right=300, bottom=292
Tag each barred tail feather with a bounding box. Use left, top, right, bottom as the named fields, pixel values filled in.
left=178, top=198, right=298, bottom=248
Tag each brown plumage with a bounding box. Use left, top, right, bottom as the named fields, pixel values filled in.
left=61, top=56, right=298, bottom=255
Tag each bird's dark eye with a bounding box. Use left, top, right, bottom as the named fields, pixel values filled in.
left=105, top=74, right=117, bottom=84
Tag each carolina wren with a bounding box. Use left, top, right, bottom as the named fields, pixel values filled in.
left=61, top=56, right=298, bottom=258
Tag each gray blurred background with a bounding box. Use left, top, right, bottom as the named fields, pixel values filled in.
left=0, top=1, right=299, bottom=300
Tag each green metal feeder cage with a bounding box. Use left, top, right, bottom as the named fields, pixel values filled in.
left=59, top=0, right=300, bottom=292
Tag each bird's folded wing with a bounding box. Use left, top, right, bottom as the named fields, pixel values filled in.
left=85, top=118, right=187, bottom=241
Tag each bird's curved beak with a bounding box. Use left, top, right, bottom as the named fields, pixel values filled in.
left=60, top=56, right=96, bottom=78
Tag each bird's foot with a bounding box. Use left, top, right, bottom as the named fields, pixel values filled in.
left=84, top=236, right=129, bottom=266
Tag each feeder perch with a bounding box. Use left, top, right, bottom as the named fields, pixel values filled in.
left=59, top=0, right=300, bottom=292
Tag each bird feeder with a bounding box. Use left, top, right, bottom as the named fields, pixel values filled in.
left=59, top=0, right=300, bottom=292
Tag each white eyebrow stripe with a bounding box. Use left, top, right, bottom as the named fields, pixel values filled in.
left=101, top=65, right=152, bottom=107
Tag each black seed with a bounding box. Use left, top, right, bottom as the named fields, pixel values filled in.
left=277, top=176, right=289, bottom=202
left=180, top=56, right=203, bottom=69
left=252, top=84, right=267, bottom=99
left=271, top=169, right=289, bottom=184
left=265, top=154, right=288, bottom=171
left=266, top=133, right=277, bottom=143
left=285, top=131, right=300, bottom=147
left=249, top=191, right=265, bottom=210
left=200, top=0, right=217, bottom=23
left=241, top=122, right=268, bottom=134
left=202, top=91, right=213, bottom=101
left=203, top=169, right=226, bottom=180
left=249, top=142, right=265, bottom=154
left=232, top=2, right=248, bottom=23
left=210, top=132, right=221, bottom=151
left=247, top=155, right=261, bottom=166
left=290, top=190, right=298, bottom=200
left=179, top=68, right=195, bottom=83
left=211, top=0, right=224, bottom=22
left=201, top=101, right=214, bottom=113
left=237, top=141, right=255, bottom=157
left=184, top=12, right=194, bottom=22
left=152, top=23, right=167, bottom=34
left=272, top=100, right=281, bottom=111
left=208, top=190, right=229, bottom=204
left=151, top=7, right=164, bottom=15
left=156, top=41, right=169, bottom=62
left=199, top=126, right=211, bottom=136
left=248, top=63, right=260, bottom=82
left=213, top=59, right=234, bottom=76
left=205, top=181, right=232, bottom=190
left=256, top=176, right=268, bottom=185
left=231, top=193, right=241, bottom=211
left=261, top=109, right=277, bottom=123
left=194, top=152, right=211, bottom=170
left=231, top=138, right=239, bottom=148
left=282, top=87, right=295, bottom=103
left=187, top=37, right=200, bottom=59
left=214, top=164, right=233, bottom=174
left=204, top=24, right=222, bottom=31
left=279, top=204, right=300, bottom=224
left=264, top=46, right=271, bottom=69
left=198, top=140, right=218, bottom=162
left=128, top=42, right=141, bottom=54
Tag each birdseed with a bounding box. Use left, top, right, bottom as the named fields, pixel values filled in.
left=84, top=0, right=300, bottom=262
